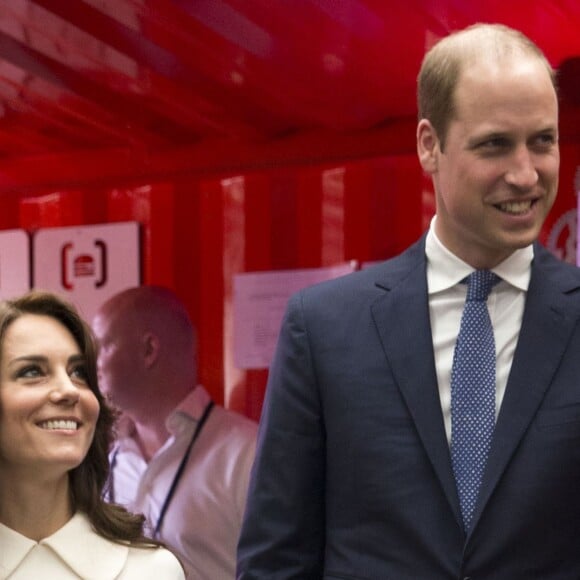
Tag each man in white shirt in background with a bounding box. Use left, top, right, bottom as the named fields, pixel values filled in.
left=93, top=285, right=257, bottom=580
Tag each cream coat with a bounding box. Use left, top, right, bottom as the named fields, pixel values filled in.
left=0, top=512, right=184, bottom=579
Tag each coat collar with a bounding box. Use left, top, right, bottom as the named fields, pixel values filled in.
left=371, top=235, right=464, bottom=525
left=0, top=512, right=129, bottom=579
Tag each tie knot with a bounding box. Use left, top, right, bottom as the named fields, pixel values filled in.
left=466, top=270, right=498, bottom=302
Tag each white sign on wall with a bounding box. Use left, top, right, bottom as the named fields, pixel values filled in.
left=33, top=222, right=140, bottom=320
left=233, top=261, right=357, bottom=369
left=0, top=230, right=30, bottom=300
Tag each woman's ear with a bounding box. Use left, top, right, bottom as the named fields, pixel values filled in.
left=142, top=331, right=161, bottom=369
left=416, top=119, right=440, bottom=174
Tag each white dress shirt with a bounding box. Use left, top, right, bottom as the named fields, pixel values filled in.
left=425, top=218, right=533, bottom=442
left=109, top=385, right=257, bottom=580
left=0, top=512, right=184, bottom=579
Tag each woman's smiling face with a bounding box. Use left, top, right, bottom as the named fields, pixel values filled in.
left=0, top=314, right=100, bottom=479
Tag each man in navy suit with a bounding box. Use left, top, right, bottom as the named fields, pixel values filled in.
left=237, top=23, right=580, bottom=578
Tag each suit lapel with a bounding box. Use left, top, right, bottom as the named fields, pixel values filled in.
left=469, top=246, right=580, bottom=534
left=371, top=238, right=463, bottom=526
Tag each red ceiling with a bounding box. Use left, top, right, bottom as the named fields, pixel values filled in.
left=0, top=0, right=579, bottom=176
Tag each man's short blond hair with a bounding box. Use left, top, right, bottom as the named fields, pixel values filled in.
left=417, top=23, right=557, bottom=150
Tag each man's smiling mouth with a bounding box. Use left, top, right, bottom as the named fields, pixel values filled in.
left=496, top=200, right=535, bottom=214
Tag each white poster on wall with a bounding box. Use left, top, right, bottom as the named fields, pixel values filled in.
left=0, top=230, right=30, bottom=300
left=33, top=222, right=140, bottom=320
left=233, top=261, right=357, bottom=369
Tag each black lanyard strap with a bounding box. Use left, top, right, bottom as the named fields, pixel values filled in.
left=154, top=399, right=215, bottom=538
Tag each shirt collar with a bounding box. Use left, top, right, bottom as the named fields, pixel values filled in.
left=425, top=216, right=533, bottom=294
left=0, top=512, right=128, bottom=579
left=166, top=385, right=211, bottom=435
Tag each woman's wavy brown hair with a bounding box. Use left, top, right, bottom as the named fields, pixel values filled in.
left=0, top=290, right=160, bottom=548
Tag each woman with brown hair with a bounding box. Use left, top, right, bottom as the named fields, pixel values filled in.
left=0, top=291, right=184, bottom=579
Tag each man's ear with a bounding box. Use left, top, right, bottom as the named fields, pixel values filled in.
left=142, top=331, right=161, bottom=368
left=417, top=119, right=440, bottom=174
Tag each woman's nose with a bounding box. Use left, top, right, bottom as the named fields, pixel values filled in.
left=49, top=373, right=81, bottom=405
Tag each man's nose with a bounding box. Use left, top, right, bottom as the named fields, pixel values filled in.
left=504, top=146, right=539, bottom=190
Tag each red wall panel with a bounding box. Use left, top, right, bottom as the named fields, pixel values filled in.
left=106, top=184, right=175, bottom=287
left=198, top=157, right=428, bottom=420
left=539, top=142, right=580, bottom=264
left=19, top=190, right=84, bottom=230
left=197, top=177, right=228, bottom=406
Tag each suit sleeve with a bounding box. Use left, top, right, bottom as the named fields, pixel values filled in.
left=236, top=290, right=326, bottom=579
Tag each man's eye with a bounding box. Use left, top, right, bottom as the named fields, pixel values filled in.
left=480, top=137, right=509, bottom=150
left=532, top=133, right=556, bottom=149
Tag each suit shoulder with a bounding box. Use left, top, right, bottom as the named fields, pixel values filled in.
left=294, top=237, right=425, bottom=306
left=534, top=243, right=580, bottom=289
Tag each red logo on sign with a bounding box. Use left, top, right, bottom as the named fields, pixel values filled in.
left=61, top=240, right=107, bottom=289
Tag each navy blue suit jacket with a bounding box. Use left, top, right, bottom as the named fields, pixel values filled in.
left=237, top=236, right=580, bottom=579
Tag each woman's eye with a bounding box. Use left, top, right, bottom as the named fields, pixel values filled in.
left=17, top=365, right=43, bottom=379
left=70, top=365, right=89, bottom=383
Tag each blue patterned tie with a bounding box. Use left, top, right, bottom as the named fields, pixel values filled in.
left=451, top=269, right=498, bottom=531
